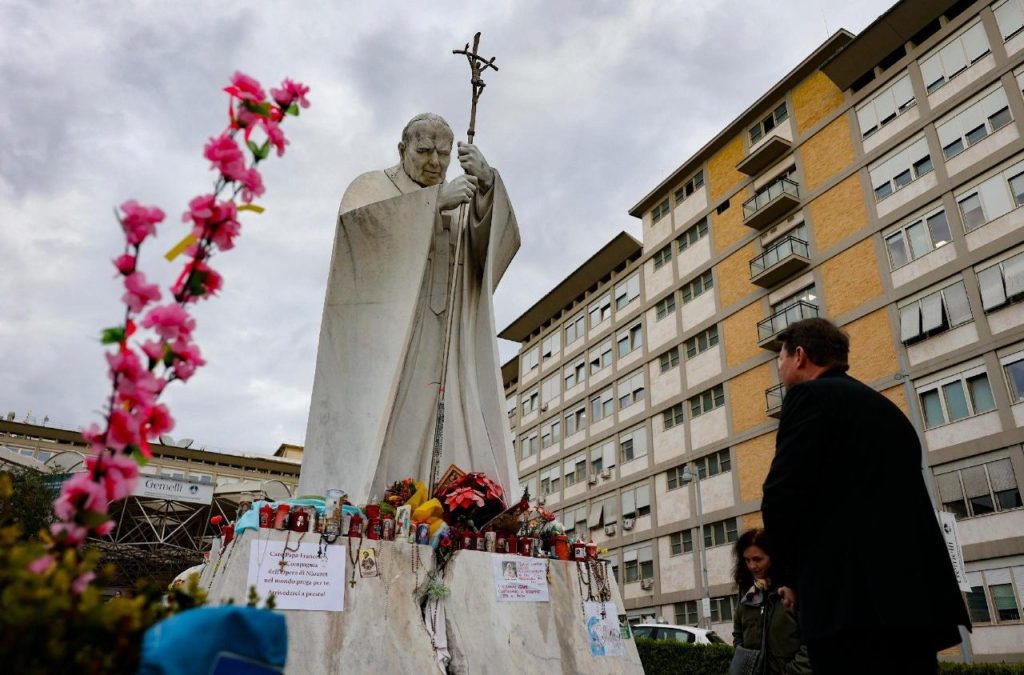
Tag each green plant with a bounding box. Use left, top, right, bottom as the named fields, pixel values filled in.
left=0, top=468, right=57, bottom=540
left=635, top=637, right=734, bottom=675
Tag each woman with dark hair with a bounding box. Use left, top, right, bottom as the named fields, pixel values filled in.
left=729, top=528, right=812, bottom=675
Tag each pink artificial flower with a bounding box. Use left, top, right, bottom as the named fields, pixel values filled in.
left=238, top=166, right=264, bottom=203
left=87, top=452, right=140, bottom=502
left=182, top=193, right=216, bottom=225
left=94, top=520, right=116, bottom=536
left=270, top=78, right=310, bottom=109
left=141, top=339, right=165, bottom=362
left=106, top=349, right=145, bottom=385
left=144, top=403, right=174, bottom=437
left=81, top=423, right=108, bottom=453
left=170, top=339, right=205, bottom=381
left=50, top=522, right=88, bottom=546
left=113, top=254, right=136, bottom=276
left=28, top=555, right=55, bottom=574
left=204, top=133, right=246, bottom=182
left=225, top=71, right=266, bottom=103
left=260, top=118, right=288, bottom=157
left=54, top=473, right=109, bottom=521
left=106, top=407, right=141, bottom=452
left=120, top=201, right=166, bottom=246
left=115, top=369, right=164, bottom=411
left=122, top=271, right=162, bottom=314
left=71, top=571, right=96, bottom=595
left=183, top=196, right=240, bottom=251
left=142, top=304, right=196, bottom=342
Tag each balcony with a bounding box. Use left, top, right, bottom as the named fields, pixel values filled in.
left=749, top=236, right=811, bottom=288
left=743, top=177, right=800, bottom=231
left=757, top=300, right=820, bottom=351
left=737, top=136, right=793, bottom=176
left=765, top=383, right=786, bottom=418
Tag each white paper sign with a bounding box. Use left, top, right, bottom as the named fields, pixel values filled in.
left=584, top=601, right=625, bottom=657
left=937, top=511, right=971, bottom=593
left=493, top=556, right=549, bottom=602
left=248, top=541, right=346, bottom=611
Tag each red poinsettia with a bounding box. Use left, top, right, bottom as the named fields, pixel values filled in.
left=443, top=486, right=486, bottom=511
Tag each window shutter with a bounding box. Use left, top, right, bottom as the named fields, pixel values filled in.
left=936, top=471, right=964, bottom=502
left=961, top=465, right=990, bottom=498
left=943, top=282, right=972, bottom=326
left=978, top=266, right=1008, bottom=310
left=961, top=22, right=990, bottom=63
left=900, top=304, right=922, bottom=342
left=987, top=458, right=1016, bottom=492
left=622, top=490, right=636, bottom=517
left=623, top=549, right=638, bottom=563
left=637, top=484, right=651, bottom=510
left=1004, top=254, right=1024, bottom=298
left=587, top=502, right=604, bottom=529
left=604, top=441, right=617, bottom=468
left=920, top=292, right=945, bottom=333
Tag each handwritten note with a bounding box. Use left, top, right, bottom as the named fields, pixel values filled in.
left=493, top=555, right=549, bottom=602
left=248, top=541, right=346, bottom=611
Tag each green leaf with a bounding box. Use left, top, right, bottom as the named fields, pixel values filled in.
left=257, top=141, right=270, bottom=160
left=246, top=139, right=261, bottom=157
left=100, top=327, right=125, bottom=345
left=186, top=272, right=207, bottom=297
left=286, top=103, right=299, bottom=116
left=129, top=446, right=148, bottom=465
left=243, top=100, right=271, bottom=117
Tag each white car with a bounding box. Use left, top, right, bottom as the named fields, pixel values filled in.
left=630, top=623, right=725, bottom=645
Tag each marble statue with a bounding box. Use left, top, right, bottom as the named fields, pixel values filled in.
left=298, top=113, right=520, bottom=503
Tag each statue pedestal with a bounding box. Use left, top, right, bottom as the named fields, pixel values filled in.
left=201, top=530, right=643, bottom=674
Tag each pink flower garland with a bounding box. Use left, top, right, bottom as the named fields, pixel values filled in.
left=42, top=71, right=310, bottom=559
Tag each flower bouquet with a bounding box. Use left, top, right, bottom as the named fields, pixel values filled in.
left=438, top=472, right=506, bottom=527
left=383, top=478, right=418, bottom=507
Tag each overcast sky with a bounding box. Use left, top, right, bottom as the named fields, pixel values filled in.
left=0, top=0, right=894, bottom=456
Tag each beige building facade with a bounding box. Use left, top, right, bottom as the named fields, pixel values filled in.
left=502, top=0, right=1024, bottom=661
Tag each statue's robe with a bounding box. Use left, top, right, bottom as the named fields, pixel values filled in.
left=298, top=164, right=520, bottom=503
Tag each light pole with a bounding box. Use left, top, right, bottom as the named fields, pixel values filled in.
left=681, top=463, right=710, bottom=628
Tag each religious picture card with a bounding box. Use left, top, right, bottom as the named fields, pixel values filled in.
left=583, top=601, right=625, bottom=657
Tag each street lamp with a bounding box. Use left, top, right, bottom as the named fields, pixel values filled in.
left=680, top=463, right=711, bottom=629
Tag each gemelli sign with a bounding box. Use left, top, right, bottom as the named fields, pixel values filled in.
left=132, top=476, right=214, bottom=505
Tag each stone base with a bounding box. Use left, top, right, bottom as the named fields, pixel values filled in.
left=201, top=529, right=643, bottom=674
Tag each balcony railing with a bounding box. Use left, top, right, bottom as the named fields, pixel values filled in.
left=757, top=300, right=820, bottom=350
left=749, top=236, right=811, bottom=288
left=737, top=135, right=792, bottom=176
left=743, top=177, right=800, bottom=230
left=766, top=383, right=786, bottom=418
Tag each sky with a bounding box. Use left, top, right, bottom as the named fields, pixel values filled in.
left=0, top=0, right=895, bottom=456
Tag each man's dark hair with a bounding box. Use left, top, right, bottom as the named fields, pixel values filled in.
left=777, top=317, right=849, bottom=372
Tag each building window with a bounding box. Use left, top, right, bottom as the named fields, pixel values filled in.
left=1005, top=353, right=1024, bottom=403
left=623, top=544, right=653, bottom=583
left=978, top=251, right=1024, bottom=311
left=540, top=465, right=560, bottom=497
left=710, top=596, right=737, bottom=623
left=564, top=452, right=587, bottom=488
left=937, top=457, right=1021, bottom=519
left=655, top=294, right=677, bottom=321
left=991, top=584, right=1021, bottom=622
left=676, top=217, right=709, bottom=253
left=994, top=0, right=1024, bottom=41
left=674, top=170, right=705, bottom=203
left=617, top=323, right=644, bottom=358
left=937, top=85, right=1013, bottom=160
left=899, top=280, right=972, bottom=344
left=565, top=312, right=585, bottom=344
left=653, top=244, right=672, bottom=270
left=541, top=374, right=560, bottom=406
left=689, top=384, right=725, bottom=418
left=617, top=370, right=646, bottom=410
left=749, top=103, right=788, bottom=144
left=966, top=586, right=991, bottom=623
left=669, top=530, right=693, bottom=555
left=857, top=73, right=915, bottom=139
left=955, top=158, right=1024, bottom=232
left=590, top=388, right=615, bottom=423
left=650, top=199, right=670, bottom=225
left=565, top=405, right=587, bottom=436
left=540, top=418, right=562, bottom=448
left=564, top=358, right=586, bottom=390
left=541, top=331, right=561, bottom=361
left=662, top=403, right=685, bottom=430
left=869, top=134, right=933, bottom=201
left=589, top=293, right=612, bottom=328
left=703, top=517, right=739, bottom=548
left=620, top=426, right=648, bottom=463
left=615, top=273, right=641, bottom=311
left=695, top=448, right=731, bottom=479
left=685, top=325, right=719, bottom=358
left=884, top=208, right=951, bottom=270
left=520, top=432, right=538, bottom=459
left=521, top=388, right=539, bottom=415
left=622, top=482, right=651, bottom=520
left=506, top=394, right=517, bottom=418
left=563, top=503, right=588, bottom=537
left=682, top=270, right=714, bottom=304
left=966, top=571, right=1022, bottom=624
left=591, top=440, right=616, bottom=476
left=920, top=21, right=991, bottom=94
left=522, top=347, right=539, bottom=372
left=918, top=367, right=997, bottom=428
left=659, top=347, right=680, bottom=373
left=674, top=601, right=699, bottom=626
left=666, top=465, right=687, bottom=490
left=589, top=339, right=613, bottom=375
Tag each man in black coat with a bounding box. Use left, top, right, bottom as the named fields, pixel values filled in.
left=761, top=318, right=969, bottom=674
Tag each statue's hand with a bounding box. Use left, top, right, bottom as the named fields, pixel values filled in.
left=457, top=142, right=494, bottom=193
left=438, top=174, right=478, bottom=211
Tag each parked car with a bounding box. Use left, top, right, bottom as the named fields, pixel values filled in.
left=631, top=623, right=725, bottom=644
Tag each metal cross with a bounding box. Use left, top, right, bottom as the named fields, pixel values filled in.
left=452, top=32, right=498, bottom=143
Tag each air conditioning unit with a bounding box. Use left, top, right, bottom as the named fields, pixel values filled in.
left=604, top=524, right=616, bottom=536
left=640, top=578, right=654, bottom=591
left=587, top=476, right=598, bottom=486
left=601, top=469, right=612, bottom=479
left=540, top=403, right=549, bottom=412
left=622, top=517, right=635, bottom=531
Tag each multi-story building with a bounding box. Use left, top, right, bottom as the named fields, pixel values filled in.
left=501, top=0, right=1024, bottom=661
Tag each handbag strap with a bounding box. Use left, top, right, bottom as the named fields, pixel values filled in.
left=757, top=597, right=771, bottom=675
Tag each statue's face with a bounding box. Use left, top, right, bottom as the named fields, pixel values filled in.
left=399, top=121, right=453, bottom=187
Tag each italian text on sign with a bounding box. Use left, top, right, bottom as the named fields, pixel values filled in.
left=493, top=556, right=549, bottom=602
left=247, top=541, right=346, bottom=611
